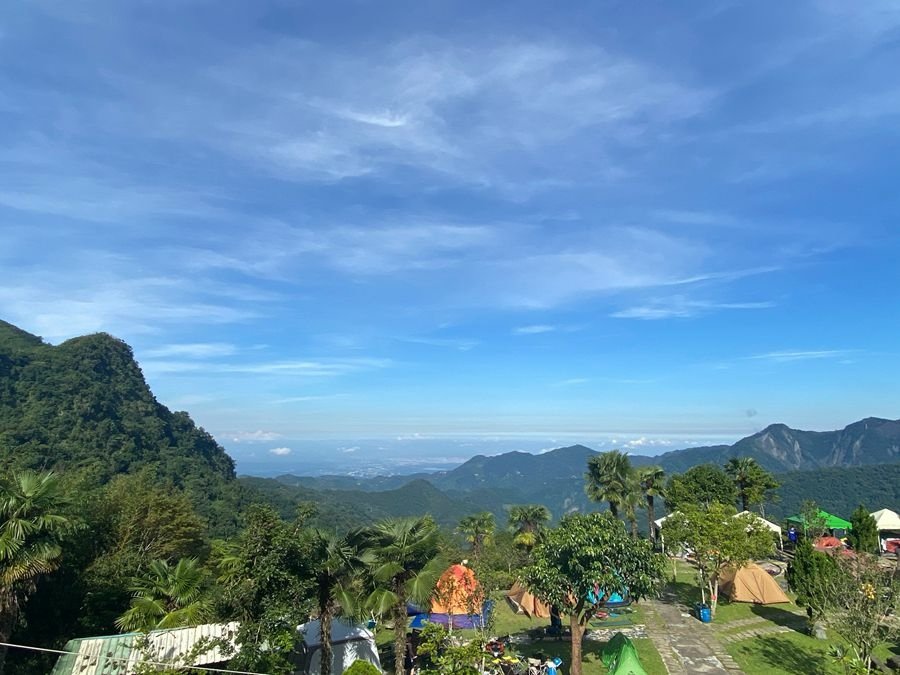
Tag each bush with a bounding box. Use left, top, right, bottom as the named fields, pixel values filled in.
left=343, top=661, right=382, bottom=675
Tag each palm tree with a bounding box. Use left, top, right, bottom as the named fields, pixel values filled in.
left=456, top=512, right=495, bottom=558
left=637, top=466, right=666, bottom=543
left=309, top=529, right=367, bottom=675
left=506, top=504, right=551, bottom=550
left=724, top=457, right=758, bottom=512
left=585, top=450, right=633, bottom=518
left=621, top=477, right=642, bottom=539
left=363, top=517, right=441, bottom=675
left=116, top=558, right=212, bottom=632
left=0, top=471, right=74, bottom=674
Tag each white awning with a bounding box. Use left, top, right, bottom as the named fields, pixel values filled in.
left=870, top=508, right=900, bottom=532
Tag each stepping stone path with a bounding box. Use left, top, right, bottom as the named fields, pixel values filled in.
left=642, top=599, right=743, bottom=674
left=584, top=625, right=647, bottom=641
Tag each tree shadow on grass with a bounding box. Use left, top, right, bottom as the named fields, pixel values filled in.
left=749, top=604, right=808, bottom=633
left=661, top=580, right=697, bottom=608
left=734, top=634, right=831, bottom=675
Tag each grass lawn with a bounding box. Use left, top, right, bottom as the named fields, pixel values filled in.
left=375, top=595, right=668, bottom=674
left=663, top=560, right=900, bottom=674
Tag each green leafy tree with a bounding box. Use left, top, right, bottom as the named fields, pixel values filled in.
left=308, top=529, right=367, bottom=675
left=637, top=466, right=665, bottom=543
left=456, top=512, right=495, bottom=559
left=585, top=450, right=633, bottom=518
left=506, top=505, right=550, bottom=550
left=522, top=512, right=665, bottom=675
left=415, top=621, right=484, bottom=675
left=216, top=505, right=314, bottom=675
left=847, top=505, right=878, bottom=554
left=363, top=516, right=441, bottom=675
left=116, top=558, right=212, bottom=632
left=0, top=471, right=75, bottom=673
left=823, top=554, right=900, bottom=671
left=724, top=457, right=780, bottom=514
left=665, top=464, right=738, bottom=511
left=787, top=538, right=840, bottom=623
left=663, top=502, right=774, bottom=617
left=799, top=500, right=830, bottom=540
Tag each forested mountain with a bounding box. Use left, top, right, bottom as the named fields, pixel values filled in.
left=0, top=320, right=241, bottom=531
left=650, top=418, right=900, bottom=473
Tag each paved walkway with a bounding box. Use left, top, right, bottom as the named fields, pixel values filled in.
left=642, top=599, right=743, bottom=674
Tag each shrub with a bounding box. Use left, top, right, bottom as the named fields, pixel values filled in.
left=343, top=661, right=382, bottom=675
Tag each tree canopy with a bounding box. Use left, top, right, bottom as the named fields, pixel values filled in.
left=522, top=512, right=664, bottom=675
left=665, top=464, right=738, bottom=511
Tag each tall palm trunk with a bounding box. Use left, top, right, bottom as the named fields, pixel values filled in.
left=609, top=502, right=619, bottom=519
left=0, top=591, right=19, bottom=675
left=629, top=517, right=638, bottom=539
left=318, top=581, right=333, bottom=675
left=392, top=596, right=407, bottom=675
left=646, top=495, right=656, bottom=542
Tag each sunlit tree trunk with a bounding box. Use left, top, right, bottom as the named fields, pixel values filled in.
left=570, top=615, right=585, bottom=675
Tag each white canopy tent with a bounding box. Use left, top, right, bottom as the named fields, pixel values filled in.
left=655, top=511, right=783, bottom=552
left=870, top=508, right=900, bottom=552
left=736, top=511, right=782, bottom=550
left=296, top=618, right=382, bottom=675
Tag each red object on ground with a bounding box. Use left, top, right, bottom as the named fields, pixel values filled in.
left=814, top=536, right=843, bottom=550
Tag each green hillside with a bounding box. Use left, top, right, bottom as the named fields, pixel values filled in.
left=0, top=320, right=242, bottom=532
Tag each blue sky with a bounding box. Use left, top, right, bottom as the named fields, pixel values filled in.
left=2, top=1, right=900, bottom=469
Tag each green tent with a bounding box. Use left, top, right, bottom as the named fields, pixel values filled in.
left=785, top=510, right=852, bottom=531
left=600, top=632, right=647, bottom=675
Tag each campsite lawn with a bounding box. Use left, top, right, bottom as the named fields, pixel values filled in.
left=375, top=594, right=667, bottom=674
left=662, top=560, right=899, bottom=674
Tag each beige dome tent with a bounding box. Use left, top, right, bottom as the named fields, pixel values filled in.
left=505, top=581, right=550, bottom=618
left=719, top=563, right=789, bottom=605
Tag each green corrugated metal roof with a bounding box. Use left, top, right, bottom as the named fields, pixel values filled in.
left=50, top=623, right=239, bottom=675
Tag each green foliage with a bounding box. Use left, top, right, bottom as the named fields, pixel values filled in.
left=0, top=324, right=241, bottom=535
left=0, top=470, right=76, bottom=657
left=506, top=504, right=550, bottom=550
left=665, top=464, right=738, bottom=511
left=362, top=516, right=441, bottom=675
left=585, top=450, right=633, bottom=518
left=637, top=466, right=665, bottom=543
left=415, top=621, right=484, bottom=675
left=116, top=558, right=213, bottom=632
left=822, top=554, right=900, bottom=669
left=847, top=505, right=878, bottom=554
left=343, top=661, right=382, bottom=675
left=216, top=505, right=315, bottom=675
left=724, top=457, right=779, bottom=513
left=799, top=500, right=830, bottom=539
left=662, top=502, right=774, bottom=616
left=456, top=512, right=495, bottom=558
left=471, top=531, right=529, bottom=595
left=787, top=539, right=840, bottom=622
left=522, top=512, right=665, bottom=675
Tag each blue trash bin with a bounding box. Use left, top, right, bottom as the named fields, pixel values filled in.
left=696, top=603, right=711, bottom=623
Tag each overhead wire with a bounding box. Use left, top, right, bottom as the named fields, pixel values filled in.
left=0, top=640, right=269, bottom=675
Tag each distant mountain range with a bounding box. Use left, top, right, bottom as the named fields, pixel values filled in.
left=2, top=318, right=897, bottom=531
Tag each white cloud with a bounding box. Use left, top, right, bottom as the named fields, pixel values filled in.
left=268, top=446, right=292, bottom=456
left=514, top=324, right=556, bottom=335
left=746, top=349, right=855, bottom=363
left=230, top=430, right=283, bottom=443
left=611, top=296, right=775, bottom=320
left=143, top=342, right=237, bottom=358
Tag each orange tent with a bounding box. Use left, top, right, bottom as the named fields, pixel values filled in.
left=505, top=581, right=550, bottom=619
left=814, top=536, right=844, bottom=551
left=431, top=564, right=483, bottom=615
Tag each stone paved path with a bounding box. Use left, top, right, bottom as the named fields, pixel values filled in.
left=642, top=599, right=743, bottom=674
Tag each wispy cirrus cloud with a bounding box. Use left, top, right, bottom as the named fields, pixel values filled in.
left=611, top=296, right=775, bottom=320
left=142, top=342, right=238, bottom=358
left=140, top=357, right=391, bottom=377
left=746, top=349, right=856, bottom=363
